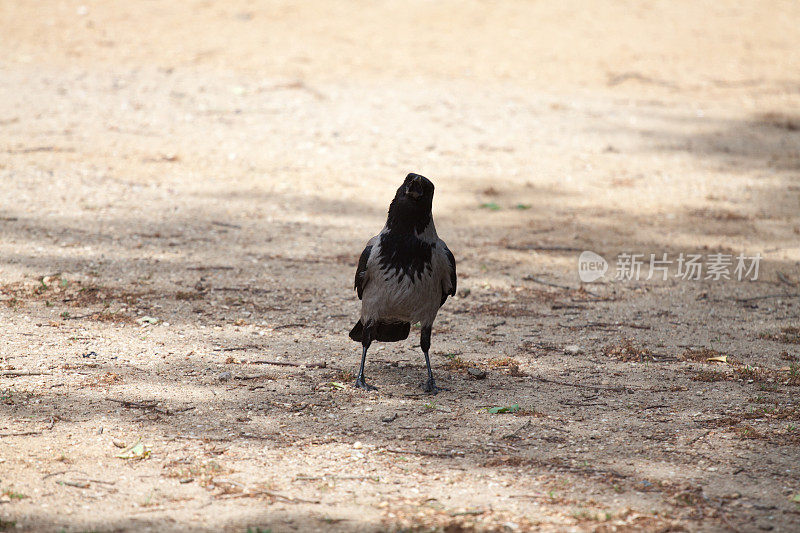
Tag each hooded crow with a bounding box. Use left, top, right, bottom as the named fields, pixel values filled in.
left=349, top=173, right=457, bottom=394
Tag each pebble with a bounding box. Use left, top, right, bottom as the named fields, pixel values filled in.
left=219, top=371, right=232, bottom=382
left=564, top=345, right=583, bottom=355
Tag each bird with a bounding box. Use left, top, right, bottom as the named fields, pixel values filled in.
left=349, top=173, right=457, bottom=394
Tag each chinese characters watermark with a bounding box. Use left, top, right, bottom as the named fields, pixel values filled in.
left=578, top=251, right=760, bottom=283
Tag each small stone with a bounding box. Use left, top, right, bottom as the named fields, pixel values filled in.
left=468, top=368, right=487, bottom=379
left=564, top=345, right=583, bottom=355
left=381, top=413, right=397, bottom=423
left=219, top=371, right=232, bottom=382
left=112, top=439, right=126, bottom=448
left=353, top=441, right=363, bottom=449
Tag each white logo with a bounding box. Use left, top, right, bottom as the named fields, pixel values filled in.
left=578, top=251, right=608, bottom=283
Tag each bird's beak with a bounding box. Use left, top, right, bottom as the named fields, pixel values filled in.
left=406, top=176, right=423, bottom=199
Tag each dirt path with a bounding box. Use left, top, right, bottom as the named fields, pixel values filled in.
left=2, top=1, right=799, bottom=531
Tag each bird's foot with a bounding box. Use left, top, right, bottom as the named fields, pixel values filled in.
left=354, top=376, right=378, bottom=391
left=423, top=378, right=448, bottom=394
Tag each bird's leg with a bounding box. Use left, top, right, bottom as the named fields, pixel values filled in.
left=355, top=322, right=377, bottom=391
left=421, top=325, right=446, bottom=394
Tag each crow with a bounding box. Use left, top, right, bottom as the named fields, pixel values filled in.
left=349, top=173, right=457, bottom=394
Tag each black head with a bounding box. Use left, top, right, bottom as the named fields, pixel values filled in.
left=386, top=173, right=435, bottom=234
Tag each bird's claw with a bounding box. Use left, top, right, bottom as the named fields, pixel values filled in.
left=354, top=377, right=378, bottom=391
left=423, top=378, right=447, bottom=394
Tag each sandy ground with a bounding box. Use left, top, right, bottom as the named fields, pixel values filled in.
left=1, top=1, right=800, bottom=531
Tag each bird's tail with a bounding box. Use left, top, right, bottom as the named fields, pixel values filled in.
left=349, top=320, right=410, bottom=342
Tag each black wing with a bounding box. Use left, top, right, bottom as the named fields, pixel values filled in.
left=440, top=245, right=457, bottom=306
left=354, top=245, right=372, bottom=300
